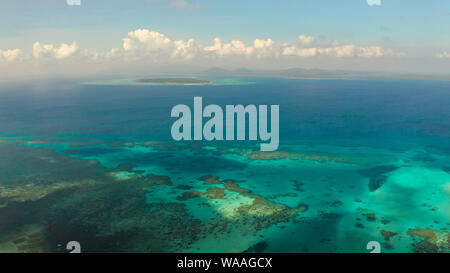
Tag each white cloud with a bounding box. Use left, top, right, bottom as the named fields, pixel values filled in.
left=26, top=31, right=404, bottom=65
left=436, top=51, right=450, bottom=59
left=298, top=34, right=315, bottom=46
left=254, top=38, right=274, bottom=49
left=33, top=42, right=51, bottom=58
left=204, top=38, right=254, bottom=56
left=33, top=42, right=79, bottom=59
left=0, top=49, right=23, bottom=62
left=172, top=39, right=198, bottom=60
left=0, top=30, right=411, bottom=77
left=105, top=48, right=120, bottom=59
left=123, top=38, right=137, bottom=51
left=127, top=29, right=171, bottom=49
left=282, top=35, right=403, bottom=58
left=54, top=43, right=79, bottom=59
left=203, top=38, right=221, bottom=52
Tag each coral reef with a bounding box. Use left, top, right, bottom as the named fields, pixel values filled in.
left=176, top=188, right=226, bottom=201
left=380, top=230, right=398, bottom=241
left=407, top=228, right=449, bottom=253
left=0, top=179, right=100, bottom=205
left=407, top=228, right=438, bottom=241
left=198, top=175, right=222, bottom=185
left=244, top=151, right=346, bottom=163
left=0, top=143, right=309, bottom=253
left=0, top=224, right=50, bottom=253
left=362, top=213, right=377, bottom=222
left=178, top=175, right=308, bottom=236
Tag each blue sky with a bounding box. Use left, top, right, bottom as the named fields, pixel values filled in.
left=2, top=0, right=449, bottom=48
left=1, top=0, right=450, bottom=77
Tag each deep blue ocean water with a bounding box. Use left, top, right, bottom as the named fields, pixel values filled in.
left=1, top=78, right=449, bottom=150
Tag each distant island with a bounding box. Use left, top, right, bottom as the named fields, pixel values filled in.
left=82, top=77, right=252, bottom=86
left=201, top=67, right=450, bottom=81
left=135, top=78, right=211, bottom=85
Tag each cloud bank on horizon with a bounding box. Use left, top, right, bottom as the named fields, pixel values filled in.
left=2, top=30, right=406, bottom=62
left=0, top=29, right=413, bottom=77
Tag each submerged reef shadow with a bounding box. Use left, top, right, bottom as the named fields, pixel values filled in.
left=357, top=165, right=399, bottom=192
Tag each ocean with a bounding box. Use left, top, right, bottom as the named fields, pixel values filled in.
left=0, top=77, right=448, bottom=253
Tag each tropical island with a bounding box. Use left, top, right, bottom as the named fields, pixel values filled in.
left=135, top=78, right=211, bottom=85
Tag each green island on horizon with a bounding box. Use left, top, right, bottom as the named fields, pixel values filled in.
left=135, top=78, right=212, bottom=85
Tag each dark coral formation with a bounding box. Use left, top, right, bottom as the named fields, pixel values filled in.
left=108, top=141, right=175, bottom=151
left=176, top=188, right=226, bottom=201
left=368, top=174, right=388, bottom=192
left=380, top=230, right=398, bottom=241
left=329, top=200, right=344, bottom=208
left=142, top=174, right=173, bottom=186
left=197, top=175, right=222, bottom=185
left=0, top=225, right=51, bottom=253
left=176, top=191, right=203, bottom=201
left=407, top=228, right=449, bottom=253
left=292, top=180, right=305, bottom=192
left=407, top=228, right=438, bottom=241
left=270, top=192, right=298, bottom=198
left=357, top=165, right=398, bottom=192
left=362, top=213, right=377, bottom=222
left=412, top=240, right=438, bottom=253
left=244, top=151, right=346, bottom=163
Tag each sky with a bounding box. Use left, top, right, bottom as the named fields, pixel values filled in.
left=1, top=0, right=450, bottom=78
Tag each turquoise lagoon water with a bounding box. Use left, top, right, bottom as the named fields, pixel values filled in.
left=0, top=77, right=448, bottom=253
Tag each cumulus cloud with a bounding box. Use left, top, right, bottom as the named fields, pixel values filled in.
left=298, top=34, right=315, bottom=46
left=33, top=42, right=79, bottom=59
left=283, top=44, right=403, bottom=58
left=254, top=38, right=274, bottom=49
left=127, top=29, right=171, bottom=49
left=123, top=38, right=137, bottom=51
left=204, top=38, right=254, bottom=56
left=0, top=49, right=23, bottom=62
left=0, top=29, right=410, bottom=77
left=436, top=51, right=450, bottom=59
left=281, top=35, right=404, bottom=58
left=25, top=31, right=404, bottom=64
left=172, top=39, right=198, bottom=60
left=204, top=37, right=275, bottom=58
